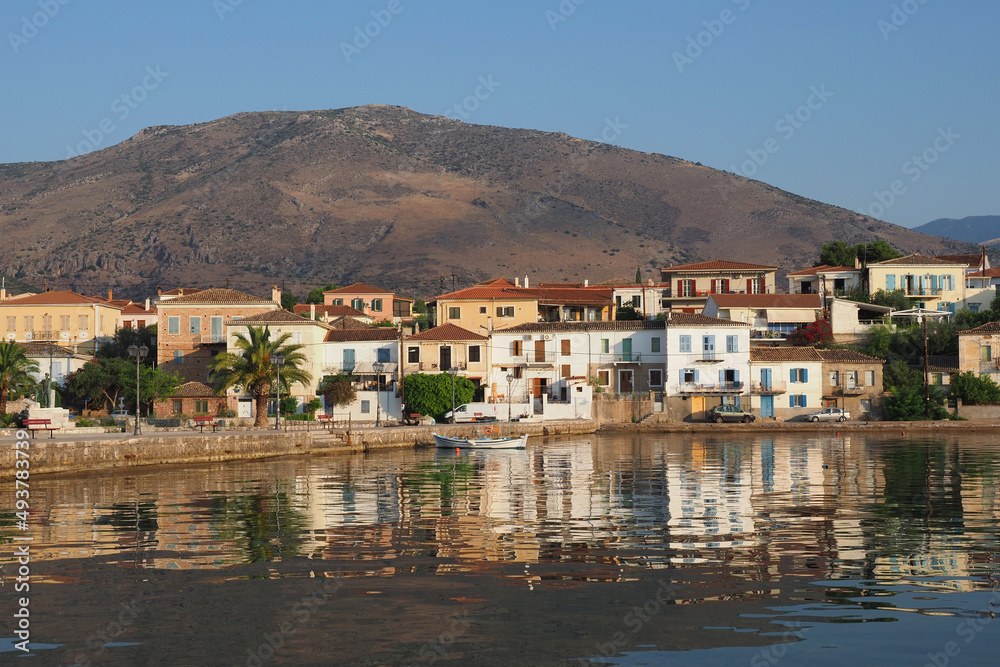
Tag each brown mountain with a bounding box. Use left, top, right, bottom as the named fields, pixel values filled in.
left=0, top=105, right=978, bottom=299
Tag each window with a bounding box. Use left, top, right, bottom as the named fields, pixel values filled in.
left=600, top=339, right=609, bottom=354
left=860, top=399, right=872, bottom=414
left=982, top=345, right=993, bottom=361
left=790, top=394, right=807, bottom=408
left=173, top=350, right=183, bottom=364
left=448, top=307, right=461, bottom=320
left=970, top=304, right=980, bottom=312
left=561, top=364, right=571, bottom=378
left=680, top=279, right=695, bottom=297
left=5, top=316, right=14, bottom=332
left=332, top=298, right=343, bottom=306
left=123, top=321, right=133, bottom=330
left=512, top=340, right=522, bottom=356
left=649, top=369, right=663, bottom=387
left=631, top=295, right=641, bottom=308
left=480, top=306, right=487, bottom=314
left=372, top=298, right=382, bottom=312
left=343, top=349, right=355, bottom=372
left=194, top=400, right=209, bottom=414
left=351, top=298, right=365, bottom=311
left=829, top=371, right=839, bottom=386
left=190, top=316, right=201, bottom=334
left=865, top=370, right=875, bottom=386
left=790, top=368, right=809, bottom=383
left=931, top=373, right=943, bottom=385
left=172, top=400, right=183, bottom=414
left=561, top=339, right=571, bottom=356
left=702, top=335, right=715, bottom=359
left=679, top=335, right=691, bottom=353
left=78, top=314, right=87, bottom=330
left=168, top=316, right=180, bottom=335
left=726, top=335, right=738, bottom=353
left=23, top=315, right=33, bottom=332
left=682, top=368, right=696, bottom=383
left=712, top=278, right=729, bottom=294
left=748, top=278, right=763, bottom=294
left=361, top=400, right=371, bottom=414
left=513, top=366, right=523, bottom=379
left=468, top=345, right=481, bottom=363
left=597, top=370, right=610, bottom=386
left=496, top=306, right=515, bottom=318
left=651, top=337, right=661, bottom=353
left=407, top=346, right=420, bottom=363
left=377, top=348, right=390, bottom=363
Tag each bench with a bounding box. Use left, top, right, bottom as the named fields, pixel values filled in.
left=401, top=413, right=422, bottom=426
left=192, top=416, right=221, bottom=433
left=23, top=418, right=58, bottom=439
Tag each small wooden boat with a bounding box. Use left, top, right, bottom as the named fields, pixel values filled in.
left=432, top=432, right=528, bottom=449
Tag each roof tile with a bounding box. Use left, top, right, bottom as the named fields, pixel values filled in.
left=406, top=323, right=486, bottom=341
left=159, top=288, right=277, bottom=305
left=662, top=259, right=777, bottom=272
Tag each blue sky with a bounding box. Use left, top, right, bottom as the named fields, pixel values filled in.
left=2, top=0, right=997, bottom=228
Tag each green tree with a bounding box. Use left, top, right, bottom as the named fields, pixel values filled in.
left=66, top=357, right=129, bottom=412
left=882, top=360, right=948, bottom=420
left=861, top=240, right=904, bottom=264
left=306, top=283, right=340, bottom=304
left=950, top=371, right=1000, bottom=405
left=412, top=299, right=427, bottom=314
left=0, top=341, right=39, bottom=415
left=318, top=373, right=357, bottom=409
left=818, top=240, right=857, bottom=267
left=615, top=306, right=642, bottom=321
left=870, top=289, right=914, bottom=311
left=279, top=395, right=299, bottom=415
left=635, top=266, right=642, bottom=283
left=403, top=373, right=475, bottom=421
left=280, top=293, right=299, bottom=311
left=209, top=326, right=312, bottom=427
left=97, top=325, right=158, bottom=363
left=305, top=398, right=323, bottom=415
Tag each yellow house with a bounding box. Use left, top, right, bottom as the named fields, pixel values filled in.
left=431, top=279, right=539, bottom=333
left=402, top=324, right=489, bottom=386
left=0, top=290, right=122, bottom=355
left=866, top=254, right=968, bottom=312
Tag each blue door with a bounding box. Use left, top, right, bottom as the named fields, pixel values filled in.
left=761, top=395, right=774, bottom=418
left=760, top=368, right=772, bottom=391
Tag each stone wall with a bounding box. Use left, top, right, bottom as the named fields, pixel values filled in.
left=955, top=400, right=1000, bottom=421
left=591, top=398, right=654, bottom=424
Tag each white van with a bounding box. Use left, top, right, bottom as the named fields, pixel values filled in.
left=443, top=403, right=501, bottom=423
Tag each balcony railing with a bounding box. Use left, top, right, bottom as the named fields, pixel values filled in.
left=599, top=352, right=643, bottom=363
left=516, top=351, right=556, bottom=365
left=902, top=287, right=940, bottom=297
left=842, top=384, right=867, bottom=395
left=695, top=352, right=723, bottom=362
left=677, top=381, right=744, bottom=394
left=750, top=381, right=786, bottom=394
left=197, top=333, right=226, bottom=344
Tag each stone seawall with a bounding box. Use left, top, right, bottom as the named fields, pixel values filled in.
left=2, top=420, right=598, bottom=478
left=601, top=420, right=1000, bottom=434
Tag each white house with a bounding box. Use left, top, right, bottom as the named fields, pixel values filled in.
left=749, top=347, right=825, bottom=421
left=323, top=327, right=401, bottom=423
left=703, top=293, right=822, bottom=343
left=663, top=312, right=750, bottom=422
left=785, top=264, right=862, bottom=299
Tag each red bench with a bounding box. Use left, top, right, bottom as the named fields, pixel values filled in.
left=192, top=416, right=221, bottom=433
left=23, top=418, right=57, bottom=439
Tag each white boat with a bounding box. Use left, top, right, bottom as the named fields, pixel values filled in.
left=432, top=432, right=528, bottom=449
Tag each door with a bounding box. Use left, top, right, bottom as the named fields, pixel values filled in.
left=691, top=396, right=705, bottom=422
left=534, top=340, right=546, bottom=363
left=760, top=368, right=772, bottom=391
left=703, top=335, right=715, bottom=360
left=619, top=370, right=634, bottom=393
left=439, top=346, right=451, bottom=370
left=238, top=399, right=253, bottom=418
left=621, top=338, right=633, bottom=362
left=761, top=395, right=774, bottom=418
left=343, top=349, right=355, bottom=373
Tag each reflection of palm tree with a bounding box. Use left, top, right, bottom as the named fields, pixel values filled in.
left=208, top=485, right=308, bottom=563
left=404, top=458, right=477, bottom=514
left=210, top=326, right=311, bottom=427
left=0, top=341, right=38, bottom=415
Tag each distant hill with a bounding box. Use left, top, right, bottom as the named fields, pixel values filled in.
left=0, top=105, right=980, bottom=299
left=913, top=216, right=1000, bottom=246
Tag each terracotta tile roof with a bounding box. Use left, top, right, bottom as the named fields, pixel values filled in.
left=662, top=259, right=777, bottom=273
left=926, top=354, right=959, bottom=372
left=935, top=254, right=984, bottom=266
left=158, top=287, right=203, bottom=297
left=121, top=303, right=155, bottom=315
left=665, top=312, right=751, bottom=327
left=233, top=310, right=326, bottom=325
left=406, top=323, right=486, bottom=341
left=0, top=290, right=119, bottom=307
left=159, top=288, right=277, bottom=305
left=959, top=322, right=1000, bottom=335
left=327, top=316, right=374, bottom=330
left=967, top=268, right=1000, bottom=278
left=498, top=320, right=665, bottom=333
left=325, top=328, right=400, bottom=342
left=816, top=349, right=885, bottom=364
left=19, top=341, right=82, bottom=357
left=751, top=347, right=824, bottom=362
left=536, top=287, right=613, bottom=306
left=785, top=264, right=859, bottom=276
left=293, top=304, right=367, bottom=318
left=434, top=283, right=612, bottom=305
left=323, top=282, right=393, bottom=295
left=872, top=253, right=968, bottom=267
left=173, top=381, right=216, bottom=398
left=434, top=284, right=538, bottom=301
left=709, top=293, right=822, bottom=309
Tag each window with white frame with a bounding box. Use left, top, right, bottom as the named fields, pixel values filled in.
left=790, top=394, right=807, bottom=408
left=864, top=370, right=875, bottom=386
left=407, top=346, right=420, bottom=363
left=829, top=371, right=839, bottom=386
left=651, top=337, right=661, bottom=353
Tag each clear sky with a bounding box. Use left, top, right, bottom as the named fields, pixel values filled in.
left=2, top=0, right=997, bottom=229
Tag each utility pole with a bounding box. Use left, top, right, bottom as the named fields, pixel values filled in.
left=923, top=315, right=931, bottom=417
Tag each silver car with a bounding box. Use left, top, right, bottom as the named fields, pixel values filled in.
left=806, top=407, right=849, bottom=422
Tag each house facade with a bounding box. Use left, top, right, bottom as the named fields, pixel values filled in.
left=119, top=301, right=157, bottom=331
left=402, top=324, right=489, bottom=390
left=866, top=254, right=969, bottom=313
left=292, top=303, right=373, bottom=324
left=816, top=349, right=884, bottom=420
left=323, top=327, right=402, bottom=423
left=703, top=293, right=822, bottom=343
left=957, top=322, right=1000, bottom=383
left=786, top=265, right=862, bottom=299
left=663, top=312, right=751, bottom=422
left=660, top=260, right=778, bottom=313
left=323, top=283, right=408, bottom=324
left=22, top=341, right=91, bottom=387
left=0, top=290, right=122, bottom=355
left=749, top=347, right=825, bottom=420
left=155, top=288, right=280, bottom=384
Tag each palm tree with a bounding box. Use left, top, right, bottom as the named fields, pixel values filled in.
left=0, top=341, right=39, bottom=416
left=209, top=326, right=311, bottom=427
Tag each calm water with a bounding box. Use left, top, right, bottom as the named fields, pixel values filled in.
left=3, top=432, right=1000, bottom=666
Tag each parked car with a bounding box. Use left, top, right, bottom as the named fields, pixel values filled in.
left=806, top=407, right=850, bottom=422
left=708, top=405, right=755, bottom=423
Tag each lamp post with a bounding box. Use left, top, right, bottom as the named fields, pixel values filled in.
left=272, top=353, right=285, bottom=430
left=449, top=367, right=458, bottom=423
left=127, top=344, right=149, bottom=435
left=372, top=361, right=384, bottom=427
left=506, top=373, right=514, bottom=436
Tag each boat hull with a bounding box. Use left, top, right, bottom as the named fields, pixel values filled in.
left=432, top=433, right=528, bottom=449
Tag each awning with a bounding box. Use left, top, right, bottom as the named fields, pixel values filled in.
left=765, top=309, right=817, bottom=323
left=353, top=362, right=397, bottom=374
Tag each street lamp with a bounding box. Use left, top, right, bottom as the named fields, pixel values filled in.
left=506, top=373, right=514, bottom=429
left=449, top=367, right=458, bottom=423
left=372, top=361, right=384, bottom=427
left=272, top=353, right=285, bottom=430
left=127, top=344, right=149, bottom=436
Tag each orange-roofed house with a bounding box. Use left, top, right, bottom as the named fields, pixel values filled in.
left=0, top=290, right=122, bottom=355
left=292, top=303, right=373, bottom=324
left=119, top=300, right=158, bottom=331
left=322, top=283, right=413, bottom=324
left=659, top=259, right=778, bottom=313
left=703, top=293, right=822, bottom=343
left=403, top=324, right=489, bottom=388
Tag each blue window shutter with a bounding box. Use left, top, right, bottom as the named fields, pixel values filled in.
left=931, top=275, right=938, bottom=291
left=802, top=395, right=807, bottom=407
left=790, top=395, right=795, bottom=408
left=886, top=274, right=896, bottom=290
left=693, top=369, right=699, bottom=383
left=734, top=369, right=740, bottom=384
left=802, top=368, right=809, bottom=383
left=719, top=369, right=725, bottom=384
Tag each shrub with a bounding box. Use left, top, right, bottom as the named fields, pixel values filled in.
left=950, top=371, right=1000, bottom=405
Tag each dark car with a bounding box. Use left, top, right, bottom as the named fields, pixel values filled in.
left=708, top=405, right=755, bottom=423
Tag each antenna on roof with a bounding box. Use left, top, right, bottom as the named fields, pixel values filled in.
left=226, top=276, right=230, bottom=288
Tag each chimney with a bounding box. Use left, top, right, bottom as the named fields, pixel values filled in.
left=0, top=288, right=6, bottom=301
left=648, top=278, right=654, bottom=286
left=515, top=277, right=520, bottom=287
left=524, top=275, right=529, bottom=288
left=584, top=279, right=589, bottom=287
left=108, top=288, right=113, bottom=301
left=178, top=288, right=184, bottom=297
left=310, top=303, right=316, bottom=320
left=854, top=256, right=861, bottom=269
left=272, top=285, right=282, bottom=304
left=157, top=285, right=162, bottom=296
left=145, top=297, right=150, bottom=311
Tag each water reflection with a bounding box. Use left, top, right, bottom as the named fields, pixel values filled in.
left=3, top=433, right=1000, bottom=663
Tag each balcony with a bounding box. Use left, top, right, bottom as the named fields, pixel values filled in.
left=750, top=381, right=786, bottom=394
left=599, top=352, right=643, bottom=364
left=902, top=287, right=940, bottom=297
left=842, top=384, right=867, bottom=395
left=695, top=352, right=723, bottom=363
left=197, top=334, right=226, bottom=344
left=518, top=351, right=556, bottom=366
left=677, top=381, right=744, bottom=394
